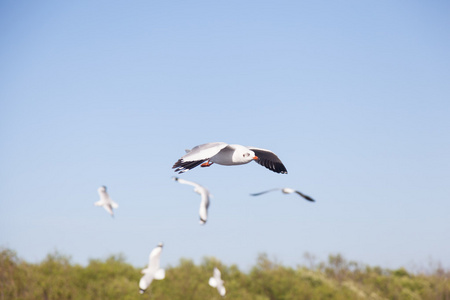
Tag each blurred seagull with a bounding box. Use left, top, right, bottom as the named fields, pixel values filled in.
left=173, top=177, right=211, bottom=224
left=250, top=188, right=315, bottom=202
left=209, top=267, right=226, bottom=297
left=94, top=186, right=119, bottom=217
left=172, top=142, right=287, bottom=174
left=139, top=243, right=165, bottom=294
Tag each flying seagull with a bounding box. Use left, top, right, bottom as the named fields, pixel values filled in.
left=94, top=186, right=119, bottom=217
left=250, top=188, right=315, bottom=202
left=209, top=267, right=226, bottom=297
left=139, top=243, right=165, bottom=294
left=173, top=177, right=211, bottom=224
left=172, top=142, right=287, bottom=174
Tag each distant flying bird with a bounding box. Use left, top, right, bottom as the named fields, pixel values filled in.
left=94, top=186, right=119, bottom=217
left=139, top=243, right=165, bottom=294
left=250, top=188, right=315, bottom=202
left=209, top=267, right=226, bottom=297
left=173, top=177, right=211, bottom=224
left=172, top=142, right=288, bottom=174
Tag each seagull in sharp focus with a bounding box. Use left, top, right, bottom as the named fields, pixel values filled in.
left=139, top=243, right=165, bottom=294
left=209, top=267, right=226, bottom=297
left=173, top=177, right=211, bottom=224
left=250, top=188, right=315, bottom=202
left=172, top=142, right=287, bottom=174
left=94, top=186, right=119, bottom=217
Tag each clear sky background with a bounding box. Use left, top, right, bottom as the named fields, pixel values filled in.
left=1, top=1, right=449, bottom=271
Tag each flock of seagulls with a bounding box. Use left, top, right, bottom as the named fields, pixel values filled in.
left=94, top=142, right=315, bottom=296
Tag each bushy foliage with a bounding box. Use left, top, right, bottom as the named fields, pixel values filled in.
left=1, top=248, right=449, bottom=300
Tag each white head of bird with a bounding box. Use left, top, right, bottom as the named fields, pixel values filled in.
left=231, top=145, right=258, bottom=164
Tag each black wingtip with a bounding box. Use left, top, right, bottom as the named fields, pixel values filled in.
left=254, top=158, right=288, bottom=174
left=251, top=148, right=288, bottom=174
left=304, top=196, right=315, bottom=202
left=296, top=191, right=315, bottom=202
left=172, top=159, right=183, bottom=169
left=172, top=159, right=207, bottom=173
left=273, top=165, right=288, bottom=174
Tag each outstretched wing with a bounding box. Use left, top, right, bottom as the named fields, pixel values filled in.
left=173, top=160, right=206, bottom=174
left=147, top=246, right=163, bottom=270
left=249, top=188, right=280, bottom=196
left=213, top=267, right=221, bottom=278
left=173, top=177, right=201, bottom=189
left=218, top=285, right=226, bottom=296
left=248, top=147, right=288, bottom=174
left=198, top=189, right=210, bottom=224
left=139, top=273, right=153, bottom=293
left=94, top=200, right=105, bottom=206
left=172, top=142, right=228, bottom=173
left=295, top=191, right=315, bottom=202
left=209, top=277, right=218, bottom=288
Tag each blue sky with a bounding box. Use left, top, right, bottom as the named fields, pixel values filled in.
left=1, top=1, right=449, bottom=271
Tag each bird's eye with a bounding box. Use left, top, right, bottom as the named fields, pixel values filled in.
left=243, top=153, right=250, bottom=157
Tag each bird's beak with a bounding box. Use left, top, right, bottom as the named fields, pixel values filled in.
left=253, top=156, right=259, bottom=160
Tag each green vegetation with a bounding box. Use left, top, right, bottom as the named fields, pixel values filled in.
left=1, top=248, right=449, bottom=299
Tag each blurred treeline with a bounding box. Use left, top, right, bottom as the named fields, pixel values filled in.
left=1, top=248, right=449, bottom=300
